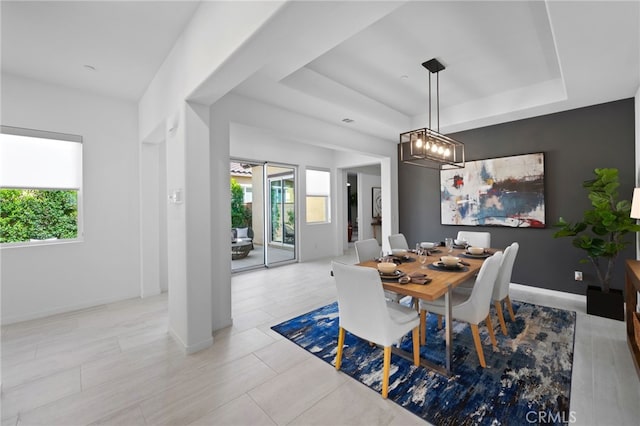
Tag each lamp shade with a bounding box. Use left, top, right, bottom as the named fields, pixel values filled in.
left=631, top=188, right=640, bottom=219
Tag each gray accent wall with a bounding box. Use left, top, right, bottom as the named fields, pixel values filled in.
left=398, top=98, right=636, bottom=294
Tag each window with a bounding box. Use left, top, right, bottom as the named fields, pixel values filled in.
left=306, top=169, right=330, bottom=223
left=241, top=184, right=253, bottom=203
left=0, top=126, right=82, bottom=244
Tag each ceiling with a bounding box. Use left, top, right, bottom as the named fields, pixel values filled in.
left=2, top=1, right=639, bottom=142
left=1, top=1, right=200, bottom=101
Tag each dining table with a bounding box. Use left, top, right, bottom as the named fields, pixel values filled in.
left=358, top=246, right=495, bottom=376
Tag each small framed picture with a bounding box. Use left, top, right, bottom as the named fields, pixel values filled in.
left=372, top=187, right=382, bottom=218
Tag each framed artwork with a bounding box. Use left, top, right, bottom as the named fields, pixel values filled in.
left=372, top=187, right=382, bottom=218
left=440, top=152, right=545, bottom=227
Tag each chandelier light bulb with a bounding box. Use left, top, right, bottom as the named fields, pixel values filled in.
left=437, top=146, right=444, bottom=154
left=431, top=144, right=438, bottom=153
left=444, top=148, right=451, bottom=157
left=415, top=138, right=423, bottom=148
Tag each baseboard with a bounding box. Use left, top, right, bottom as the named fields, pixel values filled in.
left=1, top=292, right=141, bottom=325
left=141, top=287, right=162, bottom=298
left=185, top=336, right=214, bottom=354
left=510, top=282, right=586, bottom=303
left=168, top=327, right=213, bottom=354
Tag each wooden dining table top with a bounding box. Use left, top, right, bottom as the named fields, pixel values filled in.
left=358, top=248, right=495, bottom=301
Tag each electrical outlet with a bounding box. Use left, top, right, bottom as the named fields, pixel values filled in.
left=574, top=271, right=583, bottom=281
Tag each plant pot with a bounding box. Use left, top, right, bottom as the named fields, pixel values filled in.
left=586, top=285, right=624, bottom=321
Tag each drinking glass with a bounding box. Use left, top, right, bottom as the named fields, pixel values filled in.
left=445, top=237, right=454, bottom=253
left=418, top=248, right=428, bottom=269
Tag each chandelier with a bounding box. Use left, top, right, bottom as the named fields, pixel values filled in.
left=399, top=58, right=464, bottom=169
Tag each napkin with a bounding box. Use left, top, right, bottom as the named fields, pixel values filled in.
left=408, top=272, right=429, bottom=284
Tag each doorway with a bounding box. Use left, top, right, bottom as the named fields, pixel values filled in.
left=347, top=173, right=358, bottom=242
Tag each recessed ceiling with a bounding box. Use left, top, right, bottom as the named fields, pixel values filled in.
left=300, top=1, right=560, bottom=117
left=230, top=0, right=639, bottom=139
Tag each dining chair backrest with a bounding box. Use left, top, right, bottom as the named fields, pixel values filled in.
left=492, top=242, right=519, bottom=302
left=355, top=238, right=380, bottom=263
left=388, top=233, right=409, bottom=250
left=463, top=251, right=503, bottom=324
left=331, top=261, right=397, bottom=346
left=457, top=231, right=491, bottom=248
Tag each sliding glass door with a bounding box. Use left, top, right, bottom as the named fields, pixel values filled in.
left=266, top=165, right=296, bottom=265
left=230, top=160, right=296, bottom=271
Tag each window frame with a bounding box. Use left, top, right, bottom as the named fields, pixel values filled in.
left=305, top=168, right=331, bottom=224
left=0, top=125, right=84, bottom=247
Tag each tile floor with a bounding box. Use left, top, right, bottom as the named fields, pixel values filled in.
left=1, top=249, right=639, bottom=425
left=231, top=244, right=296, bottom=272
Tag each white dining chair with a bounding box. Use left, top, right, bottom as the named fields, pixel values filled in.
left=418, top=252, right=503, bottom=368
left=388, top=233, right=410, bottom=250
left=456, top=231, right=491, bottom=248
left=491, top=242, right=519, bottom=335
left=354, top=238, right=380, bottom=263
left=454, top=242, right=519, bottom=335
left=332, top=261, right=420, bottom=398
left=355, top=239, right=402, bottom=303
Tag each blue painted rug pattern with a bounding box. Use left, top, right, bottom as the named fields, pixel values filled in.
left=271, top=300, right=575, bottom=425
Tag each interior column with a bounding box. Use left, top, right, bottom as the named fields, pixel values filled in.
left=165, top=101, right=214, bottom=353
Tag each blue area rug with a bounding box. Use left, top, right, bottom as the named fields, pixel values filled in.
left=271, top=300, right=575, bottom=425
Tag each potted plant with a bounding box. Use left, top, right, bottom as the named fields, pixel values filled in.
left=554, top=168, right=640, bottom=320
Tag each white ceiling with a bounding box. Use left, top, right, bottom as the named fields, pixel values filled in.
left=1, top=1, right=201, bottom=101
left=2, top=1, right=639, bottom=141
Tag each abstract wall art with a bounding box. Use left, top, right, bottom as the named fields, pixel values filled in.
left=372, top=187, right=382, bottom=218
left=440, top=152, right=545, bottom=227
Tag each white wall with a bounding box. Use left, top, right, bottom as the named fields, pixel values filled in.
left=1, top=74, right=141, bottom=324
left=230, top=123, right=337, bottom=261
left=217, top=93, right=397, bottom=260
left=140, top=143, right=161, bottom=298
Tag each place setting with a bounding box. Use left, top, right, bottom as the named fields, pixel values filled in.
left=446, top=237, right=469, bottom=250
left=428, top=255, right=470, bottom=272
left=376, top=260, right=431, bottom=284
left=377, top=260, right=407, bottom=281
left=389, top=248, right=415, bottom=263
left=414, top=241, right=442, bottom=256
left=460, top=245, right=493, bottom=259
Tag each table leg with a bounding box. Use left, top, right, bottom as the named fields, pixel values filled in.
left=444, top=284, right=452, bottom=374
left=388, top=284, right=454, bottom=377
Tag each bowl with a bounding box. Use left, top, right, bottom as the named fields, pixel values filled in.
left=468, top=246, right=484, bottom=255
left=391, top=249, right=408, bottom=257
left=441, top=256, right=460, bottom=267
left=454, top=239, right=467, bottom=246
left=420, top=242, right=436, bottom=249
left=377, top=262, right=397, bottom=274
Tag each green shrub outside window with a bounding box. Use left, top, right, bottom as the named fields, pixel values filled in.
left=0, top=188, right=78, bottom=243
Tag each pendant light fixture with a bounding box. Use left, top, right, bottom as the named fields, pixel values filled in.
left=400, top=58, right=465, bottom=169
